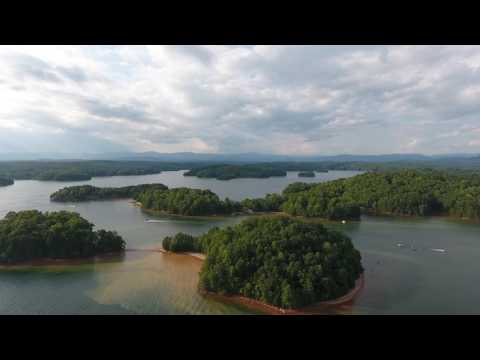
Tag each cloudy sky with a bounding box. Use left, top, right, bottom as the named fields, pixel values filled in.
left=1, top=45, right=480, bottom=155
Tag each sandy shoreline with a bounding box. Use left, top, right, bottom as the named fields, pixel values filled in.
left=0, top=252, right=126, bottom=269
left=163, top=250, right=365, bottom=315
left=158, top=250, right=364, bottom=314
left=200, top=273, right=365, bottom=315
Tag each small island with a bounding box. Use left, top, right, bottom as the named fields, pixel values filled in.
left=50, top=184, right=168, bottom=202
left=298, top=171, right=315, bottom=178
left=0, top=210, right=125, bottom=263
left=0, top=177, right=14, bottom=187
left=184, top=164, right=287, bottom=180
left=162, top=232, right=200, bottom=252
left=162, top=216, right=363, bottom=310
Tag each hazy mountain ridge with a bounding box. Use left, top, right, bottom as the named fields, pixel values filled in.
left=1, top=152, right=478, bottom=163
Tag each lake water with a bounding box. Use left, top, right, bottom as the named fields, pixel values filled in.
left=1, top=170, right=479, bottom=314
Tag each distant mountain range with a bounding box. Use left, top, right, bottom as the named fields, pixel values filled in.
left=0, top=151, right=479, bottom=163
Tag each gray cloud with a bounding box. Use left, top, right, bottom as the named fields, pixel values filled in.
left=11, top=54, right=63, bottom=83
left=56, top=65, right=88, bottom=82
left=2, top=45, right=480, bottom=155
left=3, top=53, right=90, bottom=84
left=80, top=98, right=149, bottom=123
left=170, top=45, right=214, bottom=65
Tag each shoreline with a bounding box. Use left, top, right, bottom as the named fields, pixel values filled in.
left=56, top=198, right=480, bottom=224
left=0, top=248, right=204, bottom=269
left=162, top=250, right=365, bottom=315
left=0, top=251, right=126, bottom=269
left=200, top=273, right=365, bottom=315
left=137, top=203, right=239, bottom=220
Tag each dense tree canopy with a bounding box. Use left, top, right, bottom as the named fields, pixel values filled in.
left=281, top=169, right=480, bottom=220
left=184, top=164, right=287, bottom=180
left=134, top=187, right=242, bottom=216
left=298, top=171, right=315, bottom=177
left=0, top=210, right=125, bottom=263
left=162, top=232, right=200, bottom=252
left=281, top=180, right=362, bottom=220
left=240, top=193, right=284, bottom=212
left=198, top=216, right=363, bottom=308
left=0, top=177, right=13, bottom=187
left=50, top=184, right=168, bottom=202
left=0, top=160, right=194, bottom=182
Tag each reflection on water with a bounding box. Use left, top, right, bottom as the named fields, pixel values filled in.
left=88, top=252, right=251, bottom=315
left=2, top=170, right=480, bottom=314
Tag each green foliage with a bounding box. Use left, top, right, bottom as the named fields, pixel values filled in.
left=94, top=229, right=126, bottom=254
left=298, top=171, right=315, bottom=177
left=135, top=187, right=242, bottom=216
left=282, top=182, right=316, bottom=195
left=282, top=169, right=480, bottom=220
left=281, top=180, right=361, bottom=220
left=0, top=177, right=14, bottom=187
left=162, top=232, right=199, bottom=252
left=184, top=164, right=287, bottom=180
left=50, top=184, right=168, bottom=202
left=0, top=210, right=125, bottom=263
left=198, top=216, right=363, bottom=308
left=0, top=160, right=194, bottom=182
left=240, top=193, right=284, bottom=212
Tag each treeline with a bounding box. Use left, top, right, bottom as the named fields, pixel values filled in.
left=195, top=216, right=363, bottom=309
left=4, top=157, right=480, bottom=183
left=0, top=210, right=125, bottom=263
left=50, top=184, right=168, bottom=202
left=240, top=193, right=284, bottom=212
left=0, top=161, right=191, bottom=182
left=298, top=171, right=315, bottom=177
left=184, top=164, right=287, bottom=180
left=135, top=187, right=242, bottom=216
left=281, top=169, right=480, bottom=220
left=162, top=232, right=201, bottom=252
left=0, top=177, right=13, bottom=187
left=48, top=169, right=480, bottom=220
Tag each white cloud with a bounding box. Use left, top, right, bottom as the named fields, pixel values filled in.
left=1, top=45, right=480, bottom=155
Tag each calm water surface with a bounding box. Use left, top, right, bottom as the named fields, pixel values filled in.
left=1, top=170, right=479, bottom=314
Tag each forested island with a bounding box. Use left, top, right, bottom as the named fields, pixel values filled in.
left=0, top=210, right=125, bottom=263
left=50, top=184, right=168, bottom=202
left=183, top=164, right=287, bottom=180
left=0, top=177, right=13, bottom=187
left=0, top=160, right=192, bottom=182
left=162, top=232, right=199, bottom=252
left=298, top=171, right=315, bottom=177
left=162, top=216, right=363, bottom=309
left=51, top=183, right=284, bottom=216
left=51, top=183, right=241, bottom=216
left=135, top=187, right=242, bottom=216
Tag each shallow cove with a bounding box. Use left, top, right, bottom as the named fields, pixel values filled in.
left=2, top=169, right=480, bottom=314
